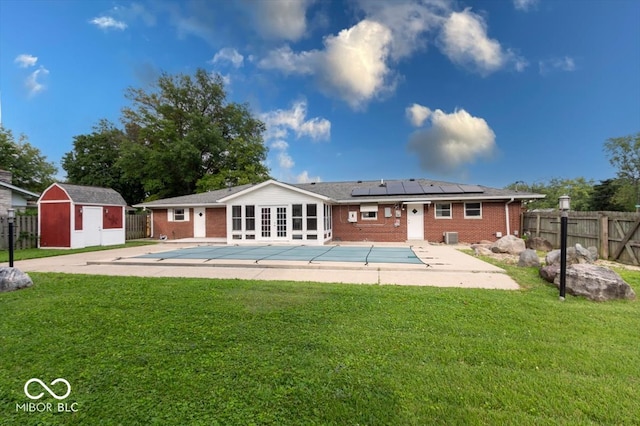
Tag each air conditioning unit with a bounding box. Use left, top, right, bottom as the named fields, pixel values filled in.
left=444, top=232, right=458, bottom=245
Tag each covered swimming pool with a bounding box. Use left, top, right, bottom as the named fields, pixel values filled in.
left=136, top=245, right=425, bottom=266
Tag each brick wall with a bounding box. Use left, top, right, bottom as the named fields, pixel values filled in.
left=332, top=204, right=407, bottom=242
left=206, top=207, right=227, bottom=238
left=152, top=208, right=194, bottom=239
left=423, top=201, right=521, bottom=243
left=332, top=201, right=523, bottom=243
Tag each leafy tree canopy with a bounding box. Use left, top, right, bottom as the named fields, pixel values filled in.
left=505, top=177, right=594, bottom=211
left=604, top=132, right=640, bottom=209
left=0, top=125, right=57, bottom=193
left=62, top=120, right=145, bottom=205
left=118, top=69, right=270, bottom=200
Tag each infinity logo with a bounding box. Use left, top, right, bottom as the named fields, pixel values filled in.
left=24, top=378, right=71, bottom=400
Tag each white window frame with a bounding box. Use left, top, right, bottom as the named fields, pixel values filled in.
left=169, top=208, right=189, bottom=222
left=464, top=202, right=482, bottom=219
left=360, top=204, right=378, bottom=221
left=435, top=203, right=452, bottom=219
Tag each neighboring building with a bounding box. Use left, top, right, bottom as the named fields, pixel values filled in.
left=0, top=169, right=40, bottom=215
left=135, top=178, right=544, bottom=245
left=38, top=183, right=127, bottom=248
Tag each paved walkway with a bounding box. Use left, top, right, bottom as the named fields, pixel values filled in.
left=7, top=242, right=520, bottom=290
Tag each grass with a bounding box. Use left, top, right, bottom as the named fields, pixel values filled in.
left=0, top=264, right=638, bottom=424
left=0, top=240, right=156, bottom=262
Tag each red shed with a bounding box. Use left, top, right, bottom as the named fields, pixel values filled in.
left=38, top=183, right=127, bottom=248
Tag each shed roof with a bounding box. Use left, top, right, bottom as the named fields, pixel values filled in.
left=54, top=183, right=127, bottom=206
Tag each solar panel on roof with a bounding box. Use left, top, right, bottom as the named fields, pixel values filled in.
left=421, top=184, right=443, bottom=194
left=386, top=182, right=406, bottom=195
left=351, top=187, right=370, bottom=196
left=403, top=181, right=424, bottom=194
left=369, top=186, right=388, bottom=196
left=440, top=185, right=465, bottom=194
left=459, top=185, right=484, bottom=193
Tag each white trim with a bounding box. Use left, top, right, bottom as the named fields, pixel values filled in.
left=434, top=202, right=452, bottom=219
left=464, top=201, right=483, bottom=219
left=217, top=179, right=330, bottom=203
left=168, top=207, right=190, bottom=222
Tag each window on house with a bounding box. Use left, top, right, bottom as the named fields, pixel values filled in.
left=465, top=202, right=482, bottom=218
left=435, top=203, right=451, bottom=218
left=245, top=205, right=255, bottom=231
left=232, top=205, right=242, bottom=231
left=292, top=204, right=303, bottom=231
left=360, top=204, right=378, bottom=220
left=171, top=208, right=188, bottom=222
left=307, top=204, right=317, bottom=231
left=361, top=211, right=377, bottom=220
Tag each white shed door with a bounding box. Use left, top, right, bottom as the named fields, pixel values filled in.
left=406, top=203, right=424, bottom=240
left=83, top=207, right=102, bottom=247
left=194, top=207, right=206, bottom=238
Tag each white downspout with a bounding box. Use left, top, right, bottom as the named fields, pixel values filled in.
left=505, top=198, right=515, bottom=236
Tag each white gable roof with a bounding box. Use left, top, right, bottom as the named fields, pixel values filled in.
left=216, top=179, right=331, bottom=203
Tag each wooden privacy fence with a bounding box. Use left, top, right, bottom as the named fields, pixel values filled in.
left=125, top=214, right=150, bottom=240
left=0, top=215, right=39, bottom=250
left=0, top=214, right=150, bottom=250
left=522, top=211, right=640, bottom=265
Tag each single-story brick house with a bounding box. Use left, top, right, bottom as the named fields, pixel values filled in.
left=134, top=178, right=544, bottom=245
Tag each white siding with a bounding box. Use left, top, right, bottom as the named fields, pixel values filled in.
left=229, top=184, right=322, bottom=206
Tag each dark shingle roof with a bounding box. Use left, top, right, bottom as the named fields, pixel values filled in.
left=57, top=183, right=127, bottom=206
left=136, top=183, right=254, bottom=207
left=135, top=178, right=544, bottom=208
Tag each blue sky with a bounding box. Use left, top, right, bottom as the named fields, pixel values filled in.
left=1, top=0, right=639, bottom=188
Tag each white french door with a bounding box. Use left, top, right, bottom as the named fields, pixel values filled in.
left=260, top=206, right=288, bottom=240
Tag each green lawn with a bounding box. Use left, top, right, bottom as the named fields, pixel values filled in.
left=0, top=240, right=156, bottom=262
left=0, top=266, right=638, bottom=425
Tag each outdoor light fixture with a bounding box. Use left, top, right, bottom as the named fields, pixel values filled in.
left=558, top=195, right=570, bottom=301
left=7, top=208, right=15, bottom=268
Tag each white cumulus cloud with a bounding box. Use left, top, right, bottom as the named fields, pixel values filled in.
left=278, top=152, right=295, bottom=169
left=259, top=20, right=395, bottom=109
left=14, top=54, right=38, bottom=68
left=246, top=0, right=313, bottom=41
left=513, top=0, right=539, bottom=11
left=25, top=67, right=49, bottom=97
left=262, top=100, right=330, bottom=141
left=407, top=105, right=496, bottom=173
left=406, top=103, right=433, bottom=127
left=296, top=171, right=321, bottom=183
left=438, top=8, right=524, bottom=75
left=211, top=48, right=244, bottom=68
left=90, top=16, right=128, bottom=30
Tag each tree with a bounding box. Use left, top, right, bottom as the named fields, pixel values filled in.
left=604, top=132, right=640, bottom=211
left=506, top=177, right=594, bottom=211
left=119, top=69, right=270, bottom=200
left=62, top=120, right=145, bottom=205
left=589, top=179, right=626, bottom=211
left=0, top=125, right=57, bottom=193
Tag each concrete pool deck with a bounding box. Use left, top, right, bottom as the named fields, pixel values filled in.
left=8, top=241, right=520, bottom=290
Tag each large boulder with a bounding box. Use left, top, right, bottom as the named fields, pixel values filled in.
left=0, top=267, right=34, bottom=292
left=545, top=244, right=596, bottom=266
left=526, top=237, right=553, bottom=252
left=553, top=264, right=636, bottom=301
left=518, top=249, right=541, bottom=267
left=540, top=264, right=560, bottom=283
left=490, top=235, right=526, bottom=255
